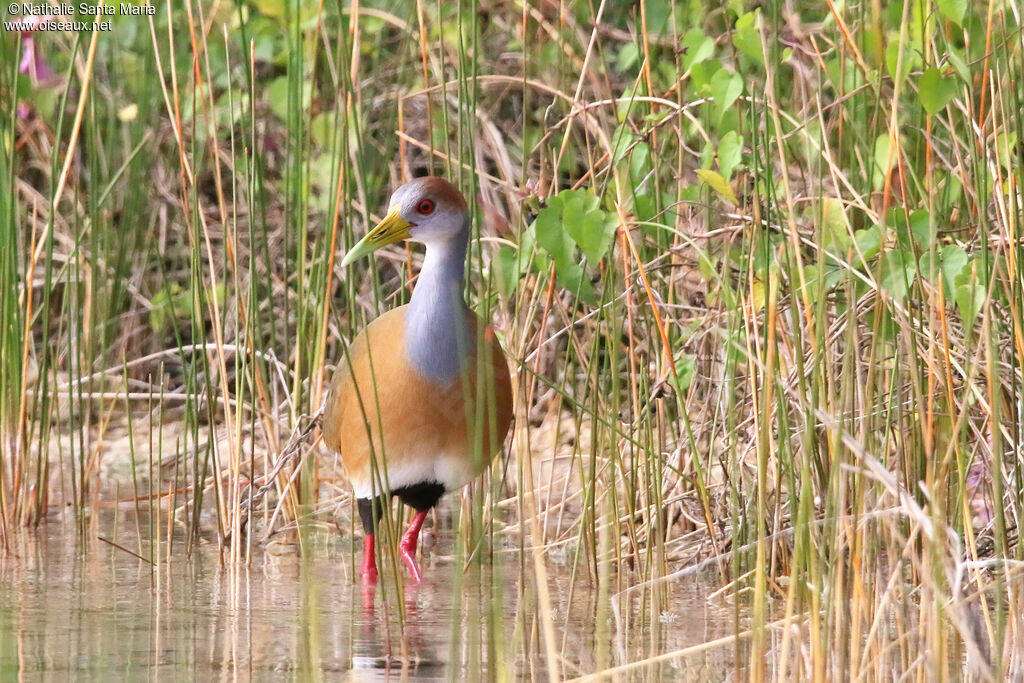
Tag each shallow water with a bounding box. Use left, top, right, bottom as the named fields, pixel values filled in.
left=0, top=515, right=739, bottom=680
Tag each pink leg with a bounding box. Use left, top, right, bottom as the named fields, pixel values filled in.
left=399, top=510, right=429, bottom=582
left=360, top=534, right=378, bottom=584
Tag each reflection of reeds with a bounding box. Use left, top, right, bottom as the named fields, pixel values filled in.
left=2, top=0, right=1023, bottom=677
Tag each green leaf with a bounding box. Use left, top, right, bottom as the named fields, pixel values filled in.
left=947, top=50, right=970, bottom=84
left=881, top=251, right=917, bottom=302
left=854, top=226, right=882, bottom=263
left=872, top=134, right=892, bottom=191
left=908, top=209, right=934, bottom=249
left=611, top=126, right=637, bottom=165
left=250, top=0, right=286, bottom=19
left=493, top=246, right=520, bottom=299
left=556, top=261, right=597, bottom=306
left=936, top=174, right=963, bottom=215
left=918, top=68, right=958, bottom=115
left=955, top=282, right=985, bottom=325
left=733, top=10, right=764, bottom=66
left=885, top=34, right=916, bottom=86
left=938, top=244, right=968, bottom=299
left=534, top=203, right=575, bottom=266
left=801, top=264, right=820, bottom=290
left=630, top=142, right=652, bottom=183
left=670, top=351, right=696, bottom=394
left=633, top=195, right=657, bottom=224
left=569, top=212, right=619, bottom=265
left=535, top=190, right=617, bottom=266
left=710, top=69, right=743, bottom=124
left=995, top=131, right=1019, bottom=170
left=266, top=76, right=311, bottom=122
left=695, top=169, right=738, bottom=205
left=616, top=43, right=640, bottom=72
left=936, top=0, right=966, bottom=25
left=150, top=284, right=188, bottom=335
left=718, top=131, right=743, bottom=181
left=519, top=223, right=543, bottom=268
left=689, top=60, right=720, bottom=93
left=681, top=28, right=714, bottom=71
left=821, top=197, right=851, bottom=253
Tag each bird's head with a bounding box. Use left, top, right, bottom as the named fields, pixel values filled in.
left=342, top=176, right=469, bottom=266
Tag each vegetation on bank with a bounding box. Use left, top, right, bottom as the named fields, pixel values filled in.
left=2, top=0, right=1023, bottom=677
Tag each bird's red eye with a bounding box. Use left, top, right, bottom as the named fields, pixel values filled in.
left=415, top=198, right=435, bottom=215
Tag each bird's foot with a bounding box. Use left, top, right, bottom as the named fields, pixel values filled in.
left=361, top=534, right=378, bottom=584
left=399, top=544, right=423, bottom=583
left=361, top=580, right=377, bottom=612
left=360, top=564, right=379, bottom=584
left=399, top=510, right=428, bottom=582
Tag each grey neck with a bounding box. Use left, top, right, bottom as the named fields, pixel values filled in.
left=404, top=228, right=471, bottom=384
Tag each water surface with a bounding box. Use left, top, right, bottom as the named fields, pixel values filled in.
left=0, top=515, right=739, bottom=680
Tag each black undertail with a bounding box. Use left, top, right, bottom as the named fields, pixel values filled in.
left=357, top=481, right=446, bottom=534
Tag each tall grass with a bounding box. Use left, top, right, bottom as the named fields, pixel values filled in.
left=3, top=0, right=1024, bottom=677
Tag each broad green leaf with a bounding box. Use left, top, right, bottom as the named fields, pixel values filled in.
left=718, top=131, right=743, bottom=181
left=633, top=195, right=657, bottom=224
left=697, top=249, right=717, bottom=283
left=670, top=351, right=696, bottom=394
left=561, top=193, right=586, bottom=239
left=854, top=226, right=882, bottom=262
left=888, top=207, right=932, bottom=252
left=151, top=284, right=226, bottom=335
left=681, top=28, right=714, bottom=71
left=519, top=223, right=539, bottom=265
left=955, top=282, right=985, bottom=325
left=733, top=10, right=764, bottom=66
left=616, top=43, right=640, bottom=72
left=918, top=68, right=958, bottom=115
left=821, top=197, right=851, bottom=252
left=569, top=212, right=619, bottom=265
left=936, top=174, right=964, bottom=214
left=611, top=126, right=637, bottom=165
left=266, top=76, right=312, bottom=122
left=564, top=198, right=618, bottom=264
left=995, top=132, right=1019, bottom=170
left=536, top=190, right=617, bottom=266
left=909, top=209, right=934, bottom=249
left=749, top=277, right=767, bottom=310
left=947, top=50, right=970, bottom=84
left=534, top=201, right=575, bottom=266
left=881, top=251, right=917, bottom=302
left=825, top=267, right=846, bottom=290
left=250, top=0, right=286, bottom=19
left=700, top=140, right=716, bottom=170
left=642, top=0, right=674, bottom=37
left=711, top=69, right=743, bottom=123
left=936, top=0, right=966, bottom=25
left=556, top=261, right=597, bottom=306
left=630, top=142, right=652, bottom=183
left=690, top=60, right=720, bottom=93
left=885, top=35, right=916, bottom=86
left=872, top=134, right=892, bottom=191
left=696, top=169, right=738, bottom=205
left=150, top=284, right=188, bottom=335
left=493, top=246, right=519, bottom=299
left=802, top=263, right=845, bottom=293
left=800, top=264, right=820, bottom=294
left=310, top=113, right=332, bottom=147
left=938, top=244, right=969, bottom=298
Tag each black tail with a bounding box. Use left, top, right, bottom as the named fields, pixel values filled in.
left=356, top=481, right=445, bottom=534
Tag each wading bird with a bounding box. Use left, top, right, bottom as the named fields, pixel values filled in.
left=324, top=176, right=514, bottom=583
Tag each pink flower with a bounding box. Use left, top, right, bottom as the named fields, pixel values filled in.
left=18, top=15, right=55, bottom=82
